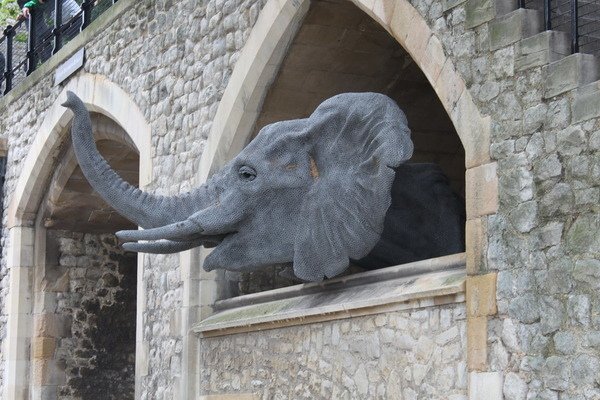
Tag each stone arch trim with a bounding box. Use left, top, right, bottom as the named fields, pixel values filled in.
left=3, top=73, right=151, bottom=400
left=43, top=115, right=138, bottom=221
left=353, top=0, right=492, bottom=170
left=352, top=0, right=500, bottom=385
left=196, top=0, right=311, bottom=183
left=199, top=0, right=496, bottom=226
left=200, top=0, right=492, bottom=179
left=7, top=73, right=152, bottom=229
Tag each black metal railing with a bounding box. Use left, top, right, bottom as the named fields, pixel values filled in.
left=519, top=0, right=600, bottom=56
left=1, top=0, right=118, bottom=97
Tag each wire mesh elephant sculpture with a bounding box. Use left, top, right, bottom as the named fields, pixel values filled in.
left=62, top=91, right=464, bottom=282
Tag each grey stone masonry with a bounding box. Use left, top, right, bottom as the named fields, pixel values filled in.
left=465, top=0, right=519, bottom=29
left=49, top=231, right=137, bottom=400
left=199, top=304, right=468, bottom=400
left=489, top=9, right=543, bottom=51
left=0, top=0, right=599, bottom=397
left=419, top=0, right=600, bottom=398
left=544, top=53, right=600, bottom=98
left=516, top=31, right=571, bottom=72
left=572, top=81, right=600, bottom=123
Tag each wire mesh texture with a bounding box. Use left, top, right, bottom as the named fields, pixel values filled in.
left=10, top=21, right=29, bottom=90
left=0, top=0, right=117, bottom=97
left=522, top=0, right=600, bottom=56
left=578, top=0, right=600, bottom=55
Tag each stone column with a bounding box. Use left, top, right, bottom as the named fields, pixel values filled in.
left=4, top=226, right=35, bottom=400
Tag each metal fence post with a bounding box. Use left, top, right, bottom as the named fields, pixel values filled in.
left=53, top=0, right=63, bottom=54
left=27, top=10, right=39, bottom=75
left=544, top=0, right=552, bottom=30
left=571, top=0, right=579, bottom=53
left=81, top=0, right=94, bottom=30
left=3, top=25, right=14, bottom=94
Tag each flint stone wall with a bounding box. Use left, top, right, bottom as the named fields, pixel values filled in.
left=47, top=231, right=136, bottom=400
left=200, top=304, right=468, bottom=400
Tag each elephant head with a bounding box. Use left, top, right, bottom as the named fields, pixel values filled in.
left=62, top=91, right=413, bottom=281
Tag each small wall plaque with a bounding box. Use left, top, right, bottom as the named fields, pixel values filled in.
left=54, top=48, right=85, bottom=86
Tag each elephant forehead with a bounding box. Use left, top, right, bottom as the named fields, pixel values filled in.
left=248, top=122, right=309, bottom=157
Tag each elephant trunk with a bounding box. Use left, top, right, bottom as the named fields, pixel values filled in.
left=62, top=91, right=210, bottom=229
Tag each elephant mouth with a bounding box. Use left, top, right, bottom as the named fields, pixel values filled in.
left=116, top=229, right=234, bottom=254
left=198, top=233, right=230, bottom=248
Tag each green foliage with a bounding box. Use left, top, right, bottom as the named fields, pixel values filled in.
left=14, top=31, right=26, bottom=42
left=0, top=0, right=20, bottom=30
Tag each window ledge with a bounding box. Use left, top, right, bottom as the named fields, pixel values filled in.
left=193, top=253, right=466, bottom=338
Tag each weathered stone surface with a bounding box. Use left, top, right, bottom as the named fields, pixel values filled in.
left=509, top=293, right=540, bottom=324
left=508, top=200, right=538, bottom=233
left=466, top=162, right=499, bottom=219
left=503, top=371, right=527, bottom=400
left=571, top=354, right=600, bottom=386
left=199, top=304, right=467, bottom=398
left=544, top=54, right=600, bottom=98
left=515, top=31, right=570, bottom=72
left=566, top=214, right=600, bottom=255
left=539, top=296, right=566, bottom=334
left=467, top=316, right=488, bottom=370
left=470, top=371, right=503, bottom=400
left=543, top=356, right=570, bottom=391
left=466, top=217, right=489, bottom=274
left=572, top=86, right=600, bottom=123
left=524, top=104, right=548, bottom=133
left=573, top=259, right=600, bottom=286
left=465, top=0, right=496, bottom=28
left=553, top=331, right=576, bottom=355
left=0, top=0, right=599, bottom=398
left=489, top=9, right=542, bottom=51
left=467, top=273, right=497, bottom=317
left=557, top=126, right=586, bottom=156
left=51, top=231, right=137, bottom=399
left=534, top=154, right=562, bottom=181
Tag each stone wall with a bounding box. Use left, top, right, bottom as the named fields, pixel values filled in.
left=0, top=0, right=598, bottom=397
left=426, top=0, right=600, bottom=398
left=199, top=303, right=468, bottom=399
left=47, top=231, right=137, bottom=400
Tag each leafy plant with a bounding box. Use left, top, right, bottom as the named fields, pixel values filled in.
left=0, top=0, right=20, bottom=30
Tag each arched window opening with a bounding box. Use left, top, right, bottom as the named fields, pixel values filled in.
left=35, top=113, right=138, bottom=399
left=227, top=0, right=466, bottom=296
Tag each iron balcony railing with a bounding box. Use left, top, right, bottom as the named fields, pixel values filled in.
left=519, top=0, right=600, bottom=56
left=1, top=0, right=117, bottom=97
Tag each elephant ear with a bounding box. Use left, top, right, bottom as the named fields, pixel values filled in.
left=293, top=93, right=414, bottom=282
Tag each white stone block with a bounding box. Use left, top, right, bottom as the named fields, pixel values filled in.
left=469, top=371, right=503, bottom=400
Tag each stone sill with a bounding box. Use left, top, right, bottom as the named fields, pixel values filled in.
left=193, top=253, right=466, bottom=338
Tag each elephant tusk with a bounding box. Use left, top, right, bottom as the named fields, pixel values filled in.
left=122, top=239, right=205, bottom=254
left=116, top=218, right=204, bottom=242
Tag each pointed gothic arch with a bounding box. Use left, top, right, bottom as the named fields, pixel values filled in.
left=3, top=73, right=151, bottom=399
left=191, top=0, right=498, bottom=397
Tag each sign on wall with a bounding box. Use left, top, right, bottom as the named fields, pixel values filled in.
left=54, top=48, right=85, bottom=86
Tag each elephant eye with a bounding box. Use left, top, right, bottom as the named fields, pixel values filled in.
left=238, top=166, right=256, bottom=181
